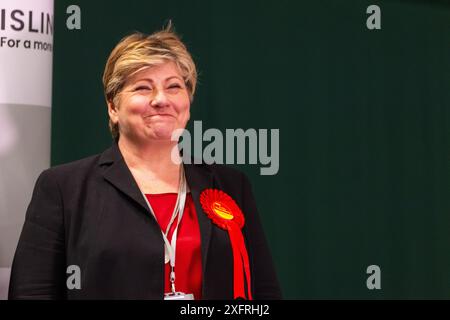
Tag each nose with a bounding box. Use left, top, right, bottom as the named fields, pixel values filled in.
left=150, top=89, right=169, bottom=108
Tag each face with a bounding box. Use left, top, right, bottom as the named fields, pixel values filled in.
left=108, top=61, right=190, bottom=143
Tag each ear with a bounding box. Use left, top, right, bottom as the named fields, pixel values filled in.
left=107, top=100, right=119, bottom=125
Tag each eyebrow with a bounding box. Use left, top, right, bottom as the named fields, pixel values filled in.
left=134, top=76, right=183, bottom=83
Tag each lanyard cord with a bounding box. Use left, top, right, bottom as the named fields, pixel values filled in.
left=141, top=165, right=187, bottom=293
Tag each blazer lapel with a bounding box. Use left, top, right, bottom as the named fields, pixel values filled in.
left=183, top=162, right=214, bottom=282
left=99, top=144, right=150, bottom=214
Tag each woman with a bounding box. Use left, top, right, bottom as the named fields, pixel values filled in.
left=8, top=24, right=282, bottom=300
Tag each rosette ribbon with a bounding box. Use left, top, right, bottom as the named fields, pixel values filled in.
left=200, top=188, right=252, bottom=300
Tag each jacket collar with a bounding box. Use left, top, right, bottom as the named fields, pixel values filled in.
left=98, top=142, right=214, bottom=288
left=98, top=143, right=149, bottom=213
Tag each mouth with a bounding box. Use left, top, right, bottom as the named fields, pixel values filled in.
left=144, top=114, right=175, bottom=118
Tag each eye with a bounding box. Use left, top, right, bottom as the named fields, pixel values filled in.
left=168, top=84, right=182, bottom=89
left=134, top=86, right=151, bottom=91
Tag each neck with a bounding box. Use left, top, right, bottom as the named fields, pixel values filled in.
left=118, top=136, right=181, bottom=175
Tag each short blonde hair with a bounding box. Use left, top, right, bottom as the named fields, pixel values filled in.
left=102, top=23, right=197, bottom=140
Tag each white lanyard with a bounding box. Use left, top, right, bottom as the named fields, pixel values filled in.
left=141, top=165, right=187, bottom=294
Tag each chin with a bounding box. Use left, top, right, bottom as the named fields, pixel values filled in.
left=147, top=129, right=177, bottom=141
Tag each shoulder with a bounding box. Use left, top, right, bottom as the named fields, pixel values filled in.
left=207, top=163, right=247, bottom=179
left=193, top=161, right=250, bottom=183
left=35, top=145, right=117, bottom=191
left=39, top=153, right=102, bottom=181
left=193, top=162, right=254, bottom=198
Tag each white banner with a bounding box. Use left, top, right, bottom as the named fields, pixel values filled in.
left=0, top=0, right=53, bottom=280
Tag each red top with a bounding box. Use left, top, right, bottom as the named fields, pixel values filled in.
left=145, top=192, right=203, bottom=300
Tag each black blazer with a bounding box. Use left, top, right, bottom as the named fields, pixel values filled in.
left=9, top=143, right=282, bottom=300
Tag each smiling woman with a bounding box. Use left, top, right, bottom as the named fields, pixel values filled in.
left=8, top=22, right=282, bottom=300
left=109, top=62, right=191, bottom=143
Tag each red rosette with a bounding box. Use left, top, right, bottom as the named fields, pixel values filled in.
left=200, top=188, right=252, bottom=300
left=200, top=189, right=245, bottom=229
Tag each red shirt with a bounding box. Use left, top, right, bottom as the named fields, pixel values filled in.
left=145, top=192, right=203, bottom=300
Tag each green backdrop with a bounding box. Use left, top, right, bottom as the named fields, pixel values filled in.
left=51, top=0, right=450, bottom=299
